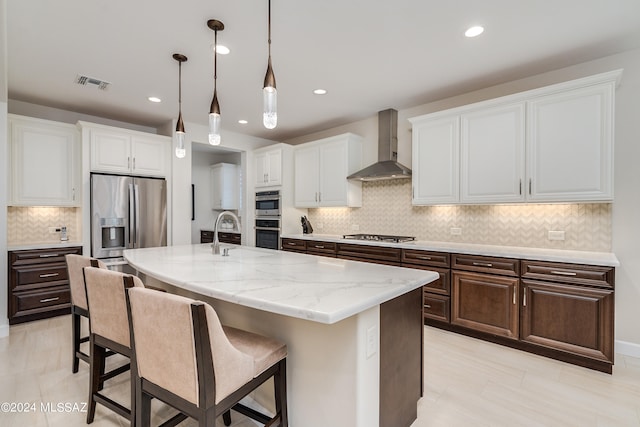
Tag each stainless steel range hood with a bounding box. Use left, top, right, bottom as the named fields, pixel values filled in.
left=347, top=109, right=412, bottom=181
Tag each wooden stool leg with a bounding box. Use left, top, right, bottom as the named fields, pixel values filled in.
left=87, top=338, right=105, bottom=424
left=137, top=385, right=151, bottom=427
left=72, top=312, right=81, bottom=373
left=275, top=359, right=288, bottom=427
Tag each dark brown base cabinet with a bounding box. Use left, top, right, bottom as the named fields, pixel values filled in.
left=8, top=246, right=82, bottom=324
left=200, top=230, right=241, bottom=245
left=281, top=237, right=616, bottom=373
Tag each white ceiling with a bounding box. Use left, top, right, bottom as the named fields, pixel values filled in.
left=7, top=0, right=640, bottom=142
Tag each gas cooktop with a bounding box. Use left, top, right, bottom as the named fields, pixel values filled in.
left=342, top=234, right=416, bottom=243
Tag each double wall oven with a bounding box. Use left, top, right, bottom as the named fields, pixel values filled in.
left=255, top=190, right=281, bottom=250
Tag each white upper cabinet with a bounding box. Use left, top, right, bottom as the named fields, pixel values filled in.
left=411, top=116, right=460, bottom=205
left=410, top=69, right=621, bottom=205
left=294, top=133, right=363, bottom=208
left=9, top=115, right=80, bottom=206
left=85, top=123, right=169, bottom=177
left=460, top=102, right=526, bottom=204
left=211, top=163, right=239, bottom=210
left=254, top=146, right=282, bottom=187
left=526, top=83, right=614, bottom=202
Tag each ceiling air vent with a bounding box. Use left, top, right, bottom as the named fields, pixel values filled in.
left=74, top=74, right=111, bottom=90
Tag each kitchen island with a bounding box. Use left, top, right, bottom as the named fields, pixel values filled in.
left=124, top=243, right=438, bottom=427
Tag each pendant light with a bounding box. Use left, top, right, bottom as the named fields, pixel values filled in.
left=263, top=0, right=277, bottom=129
left=207, top=19, right=224, bottom=145
left=172, top=53, right=188, bottom=158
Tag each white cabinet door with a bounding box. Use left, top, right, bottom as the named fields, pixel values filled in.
left=411, top=116, right=460, bottom=205
left=10, top=116, right=80, bottom=206
left=460, top=103, right=525, bottom=204
left=266, top=149, right=282, bottom=186
left=254, top=148, right=282, bottom=187
left=131, top=135, right=168, bottom=177
left=527, top=83, right=614, bottom=202
left=319, top=141, right=349, bottom=206
left=294, top=146, right=320, bottom=207
left=211, top=163, right=238, bottom=210
left=89, top=126, right=169, bottom=177
left=90, top=129, right=131, bottom=174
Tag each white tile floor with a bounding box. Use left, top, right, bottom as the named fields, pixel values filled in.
left=1, top=315, right=639, bottom=426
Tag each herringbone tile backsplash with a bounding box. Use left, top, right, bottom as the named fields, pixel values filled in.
left=307, top=180, right=611, bottom=252
left=7, top=207, right=81, bottom=245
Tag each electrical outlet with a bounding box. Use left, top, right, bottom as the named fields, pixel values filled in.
left=366, top=325, right=377, bottom=359
left=548, top=230, right=565, bottom=241
left=351, top=224, right=360, bottom=231
left=450, top=227, right=462, bottom=236
left=317, top=222, right=324, bottom=230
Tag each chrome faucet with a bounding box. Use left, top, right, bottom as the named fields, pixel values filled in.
left=212, top=211, right=240, bottom=255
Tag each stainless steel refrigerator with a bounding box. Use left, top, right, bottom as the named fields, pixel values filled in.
left=90, top=173, right=167, bottom=267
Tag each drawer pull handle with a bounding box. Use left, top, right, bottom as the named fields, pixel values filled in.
left=550, top=270, right=577, bottom=276
left=472, top=262, right=493, bottom=268
left=288, top=242, right=296, bottom=245
left=417, top=256, right=432, bottom=260
left=315, top=245, right=325, bottom=249
left=39, top=273, right=60, bottom=278
left=39, top=254, right=59, bottom=258
left=424, top=305, right=431, bottom=309
left=40, top=297, right=60, bottom=303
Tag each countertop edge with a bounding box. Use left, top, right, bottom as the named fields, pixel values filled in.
left=8, top=241, right=84, bottom=251
left=281, top=234, right=620, bottom=267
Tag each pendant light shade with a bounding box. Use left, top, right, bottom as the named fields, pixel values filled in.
left=173, top=53, right=188, bottom=159
left=263, top=0, right=277, bottom=129
left=207, top=19, right=224, bottom=145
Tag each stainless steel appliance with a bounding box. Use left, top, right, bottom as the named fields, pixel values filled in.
left=343, top=234, right=415, bottom=243
left=255, top=190, right=281, bottom=250
left=91, top=173, right=167, bottom=267
left=255, top=190, right=281, bottom=216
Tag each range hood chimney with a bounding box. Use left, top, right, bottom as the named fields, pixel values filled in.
left=347, top=109, right=412, bottom=181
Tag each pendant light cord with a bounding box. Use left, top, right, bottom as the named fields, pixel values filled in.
left=214, top=29, right=218, bottom=92
left=268, top=0, right=272, bottom=60
left=178, top=61, right=182, bottom=111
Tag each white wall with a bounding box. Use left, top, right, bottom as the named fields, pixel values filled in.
left=0, top=0, right=8, bottom=337
left=285, top=48, right=640, bottom=352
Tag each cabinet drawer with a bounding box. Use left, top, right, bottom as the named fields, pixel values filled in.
left=201, top=230, right=214, bottom=243
left=13, top=287, right=71, bottom=317
left=403, top=264, right=450, bottom=295
left=423, top=293, right=450, bottom=323
left=402, top=249, right=450, bottom=268
left=306, top=241, right=337, bottom=257
left=452, top=254, right=519, bottom=277
left=10, top=246, right=82, bottom=266
left=521, top=260, right=614, bottom=289
left=14, top=264, right=69, bottom=290
left=281, top=238, right=307, bottom=252
left=218, top=232, right=241, bottom=244
left=337, top=243, right=402, bottom=264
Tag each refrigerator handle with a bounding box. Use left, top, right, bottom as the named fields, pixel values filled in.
left=134, top=184, right=141, bottom=248
left=129, top=183, right=135, bottom=248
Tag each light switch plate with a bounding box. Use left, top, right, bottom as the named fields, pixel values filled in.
left=366, top=325, right=377, bottom=359
left=450, top=227, right=462, bottom=236
left=548, top=230, right=565, bottom=241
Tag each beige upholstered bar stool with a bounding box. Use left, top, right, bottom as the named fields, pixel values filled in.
left=126, top=287, right=288, bottom=427
left=84, top=266, right=144, bottom=425
left=65, top=254, right=107, bottom=373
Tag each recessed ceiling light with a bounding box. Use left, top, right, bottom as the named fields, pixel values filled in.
left=215, top=44, right=230, bottom=55
left=465, top=26, right=484, bottom=38
left=148, top=96, right=162, bottom=103
left=313, top=89, right=327, bottom=95
left=238, top=119, right=248, bottom=124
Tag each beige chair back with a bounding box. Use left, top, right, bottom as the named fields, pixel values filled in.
left=127, top=288, right=253, bottom=405
left=65, top=254, right=106, bottom=310
left=84, top=267, right=144, bottom=348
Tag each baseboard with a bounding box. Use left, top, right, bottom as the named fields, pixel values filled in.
left=0, top=320, right=9, bottom=338
left=615, top=339, right=640, bottom=359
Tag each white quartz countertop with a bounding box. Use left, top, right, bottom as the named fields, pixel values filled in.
left=7, top=241, right=84, bottom=251
left=281, top=234, right=620, bottom=267
left=124, top=244, right=438, bottom=324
